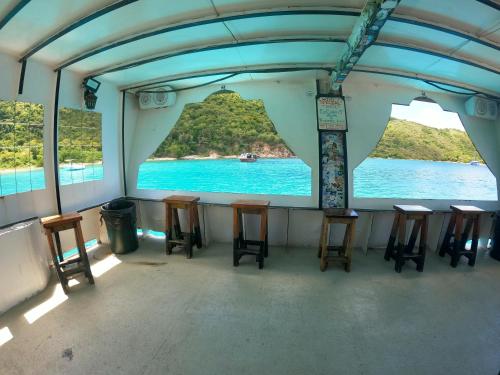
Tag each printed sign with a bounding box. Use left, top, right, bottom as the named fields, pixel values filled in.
left=317, top=96, right=347, bottom=131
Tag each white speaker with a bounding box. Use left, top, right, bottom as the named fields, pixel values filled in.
left=139, top=87, right=176, bottom=110
left=465, top=96, right=498, bottom=120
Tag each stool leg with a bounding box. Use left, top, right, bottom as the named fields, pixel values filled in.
left=451, top=215, right=463, bottom=268
left=238, top=209, right=245, bottom=249
left=193, top=204, right=202, bottom=249
left=318, top=215, right=326, bottom=258
left=320, top=219, right=329, bottom=272
left=385, top=213, right=400, bottom=261
left=46, top=232, right=69, bottom=294
left=258, top=211, right=267, bottom=269
left=416, top=215, right=428, bottom=272
left=232, top=207, right=239, bottom=267
left=165, top=204, right=173, bottom=255
left=54, top=232, right=64, bottom=262
left=75, top=222, right=94, bottom=284
left=186, top=206, right=193, bottom=259
left=406, top=219, right=422, bottom=254
left=469, top=215, right=480, bottom=267
left=395, top=215, right=406, bottom=273
left=344, top=222, right=356, bottom=272
left=173, top=208, right=182, bottom=240
left=439, top=213, right=456, bottom=257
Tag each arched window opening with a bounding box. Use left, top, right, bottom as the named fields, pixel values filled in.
left=137, top=91, right=311, bottom=196
left=354, top=99, right=497, bottom=201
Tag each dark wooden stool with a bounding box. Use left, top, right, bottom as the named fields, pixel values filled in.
left=231, top=200, right=269, bottom=269
left=439, top=205, right=484, bottom=267
left=41, top=212, right=94, bottom=294
left=384, top=205, right=433, bottom=273
left=164, top=195, right=202, bottom=259
left=317, top=208, right=358, bottom=272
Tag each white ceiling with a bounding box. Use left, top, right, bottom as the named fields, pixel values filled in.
left=0, top=0, right=498, bottom=95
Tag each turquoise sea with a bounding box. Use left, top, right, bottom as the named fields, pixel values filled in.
left=0, top=158, right=497, bottom=201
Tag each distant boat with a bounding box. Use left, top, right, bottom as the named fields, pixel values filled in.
left=65, top=160, right=86, bottom=171
left=239, top=153, right=258, bottom=162
left=469, top=161, right=481, bottom=166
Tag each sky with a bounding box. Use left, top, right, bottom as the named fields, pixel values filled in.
left=391, top=100, right=465, bottom=131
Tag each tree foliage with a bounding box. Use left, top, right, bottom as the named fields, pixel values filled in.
left=152, top=92, right=293, bottom=158
left=370, top=118, right=483, bottom=163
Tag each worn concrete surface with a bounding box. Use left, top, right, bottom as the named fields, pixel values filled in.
left=1, top=237, right=499, bottom=375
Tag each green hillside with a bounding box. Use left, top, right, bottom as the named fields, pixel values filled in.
left=370, top=118, right=483, bottom=163
left=152, top=91, right=293, bottom=158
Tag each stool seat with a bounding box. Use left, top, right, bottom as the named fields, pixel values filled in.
left=318, top=208, right=358, bottom=272
left=385, top=205, right=433, bottom=273
left=439, top=205, right=483, bottom=267
left=451, top=205, right=484, bottom=214
left=394, top=205, right=433, bottom=214
left=164, top=195, right=200, bottom=204
left=164, top=195, right=202, bottom=258
left=41, top=212, right=94, bottom=294
left=231, top=200, right=269, bottom=269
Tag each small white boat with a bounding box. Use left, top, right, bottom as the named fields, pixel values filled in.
left=239, top=153, right=258, bottom=162
left=469, top=161, right=481, bottom=166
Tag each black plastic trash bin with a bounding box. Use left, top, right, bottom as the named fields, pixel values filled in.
left=101, top=199, right=139, bottom=254
left=490, top=211, right=500, bottom=261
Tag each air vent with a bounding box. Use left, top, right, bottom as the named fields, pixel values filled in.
left=465, top=96, right=498, bottom=120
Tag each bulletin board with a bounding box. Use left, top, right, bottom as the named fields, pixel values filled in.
left=319, top=131, right=347, bottom=209
left=316, top=96, right=347, bottom=131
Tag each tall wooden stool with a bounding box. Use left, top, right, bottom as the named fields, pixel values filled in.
left=231, top=200, right=269, bottom=269
left=41, top=212, right=94, bottom=294
left=164, top=195, right=202, bottom=259
left=384, top=205, right=433, bottom=273
left=439, top=205, right=484, bottom=267
left=317, top=208, right=358, bottom=272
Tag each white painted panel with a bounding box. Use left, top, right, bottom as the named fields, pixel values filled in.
left=0, top=221, right=49, bottom=314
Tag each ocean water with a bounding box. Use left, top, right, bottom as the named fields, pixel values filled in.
left=1, top=158, right=497, bottom=201
left=354, top=158, right=497, bottom=200
left=0, top=165, right=103, bottom=196
left=138, top=158, right=312, bottom=196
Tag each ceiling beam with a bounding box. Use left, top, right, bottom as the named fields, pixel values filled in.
left=331, top=0, right=401, bottom=90
left=474, top=0, right=500, bottom=11
left=351, top=66, right=500, bottom=99
left=55, top=7, right=361, bottom=70
left=0, top=0, right=30, bottom=30
left=19, top=0, right=139, bottom=61
left=388, top=15, right=499, bottom=51
left=87, top=37, right=346, bottom=79
left=121, top=64, right=334, bottom=92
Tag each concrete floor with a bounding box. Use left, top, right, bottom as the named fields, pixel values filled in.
left=1, top=237, right=499, bottom=375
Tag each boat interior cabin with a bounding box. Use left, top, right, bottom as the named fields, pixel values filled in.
left=0, top=1, right=499, bottom=374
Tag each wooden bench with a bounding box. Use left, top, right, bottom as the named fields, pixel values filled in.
left=41, top=212, right=94, bottom=293
left=384, top=205, right=433, bottom=273
left=164, top=195, right=202, bottom=259
left=439, top=205, right=484, bottom=267
left=231, top=200, right=269, bottom=269
left=318, top=208, right=358, bottom=272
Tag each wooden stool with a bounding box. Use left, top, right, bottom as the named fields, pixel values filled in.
left=439, top=205, right=484, bottom=267
left=231, top=200, right=269, bottom=269
left=317, top=208, right=358, bottom=272
left=164, top=195, right=202, bottom=259
left=384, top=205, right=433, bottom=273
left=41, top=212, right=94, bottom=294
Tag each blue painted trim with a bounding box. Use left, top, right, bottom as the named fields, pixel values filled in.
left=0, top=0, right=30, bottom=30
